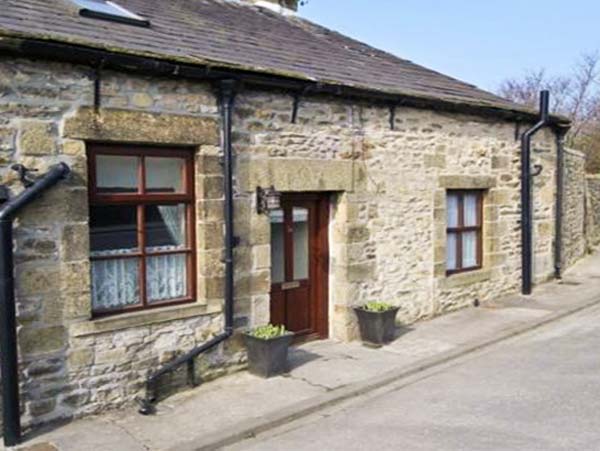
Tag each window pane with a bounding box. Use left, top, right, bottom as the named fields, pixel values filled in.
left=146, top=157, right=185, bottom=193
left=72, top=0, right=147, bottom=21
left=270, top=209, right=285, bottom=284
left=96, top=155, right=138, bottom=193
left=145, top=204, right=186, bottom=251
left=447, top=232, right=458, bottom=270
left=91, top=257, right=140, bottom=311
left=293, top=207, right=309, bottom=280
left=447, top=194, right=459, bottom=228
left=147, top=254, right=187, bottom=303
left=464, top=194, right=479, bottom=227
left=462, top=231, right=478, bottom=268
left=90, top=205, right=138, bottom=255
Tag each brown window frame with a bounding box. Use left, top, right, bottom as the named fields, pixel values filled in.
left=446, top=190, right=483, bottom=276
left=87, top=144, right=196, bottom=317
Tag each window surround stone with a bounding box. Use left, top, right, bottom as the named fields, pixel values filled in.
left=437, top=268, right=492, bottom=289
left=60, top=107, right=221, bottom=323
left=434, top=174, right=498, bottom=279
left=69, top=301, right=222, bottom=338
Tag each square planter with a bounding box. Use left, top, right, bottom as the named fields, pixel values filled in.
left=354, top=307, right=400, bottom=346
left=243, top=332, right=294, bottom=378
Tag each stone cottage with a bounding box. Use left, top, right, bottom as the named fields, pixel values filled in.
left=0, top=0, right=585, bottom=444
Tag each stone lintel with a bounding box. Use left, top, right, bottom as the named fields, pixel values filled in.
left=62, top=107, right=219, bottom=146
left=438, top=175, right=497, bottom=190
left=237, top=158, right=354, bottom=193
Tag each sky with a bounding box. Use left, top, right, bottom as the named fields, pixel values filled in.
left=301, top=0, right=599, bottom=93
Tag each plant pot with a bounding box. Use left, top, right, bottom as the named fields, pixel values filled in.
left=354, top=307, right=400, bottom=346
left=243, top=332, right=294, bottom=378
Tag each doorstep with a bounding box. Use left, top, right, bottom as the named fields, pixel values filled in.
left=10, top=251, right=600, bottom=451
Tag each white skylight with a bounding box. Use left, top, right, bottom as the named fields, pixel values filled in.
left=71, top=0, right=150, bottom=27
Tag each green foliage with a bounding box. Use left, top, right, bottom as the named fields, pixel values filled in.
left=249, top=324, right=289, bottom=340
left=362, top=301, right=394, bottom=312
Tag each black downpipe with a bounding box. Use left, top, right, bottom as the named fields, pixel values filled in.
left=554, top=129, right=567, bottom=279
left=521, top=91, right=551, bottom=295
left=138, top=79, right=237, bottom=414
left=0, top=163, right=71, bottom=447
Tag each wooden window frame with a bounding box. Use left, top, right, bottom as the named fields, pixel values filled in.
left=446, top=190, right=483, bottom=276
left=87, top=144, right=196, bottom=317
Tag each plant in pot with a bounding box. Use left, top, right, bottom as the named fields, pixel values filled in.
left=244, top=324, right=294, bottom=378
left=354, top=302, right=400, bottom=347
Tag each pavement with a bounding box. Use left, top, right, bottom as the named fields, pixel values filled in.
left=11, top=250, right=600, bottom=451
left=230, top=295, right=600, bottom=450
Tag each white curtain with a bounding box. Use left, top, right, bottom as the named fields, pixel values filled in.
left=146, top=205, right=187, bottom=302
left=147, top=254, right=187, bottom=303
left=91, top=205, right=188, bottom=310
left=447, top=194, right=459, bottom=227
left=91, top=253, right=139, bottom=311
left=447, top=232, right=457, bottom=270
left=156, top=205, right=185, bottom=249
left=462, top=231, right=478, bottom=267
left=464, top=194, right=478, bottom=226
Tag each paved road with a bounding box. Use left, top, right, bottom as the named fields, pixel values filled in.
left=231, top=304, right=600, bottom=451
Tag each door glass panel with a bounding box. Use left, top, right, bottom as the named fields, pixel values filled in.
left=96, top=155, right=139, bottom=193
left=146, top=157, right=185, bottom=193
left=293, top=207, right=309, bottom=280
left=270, top=209, right=285, bottom=284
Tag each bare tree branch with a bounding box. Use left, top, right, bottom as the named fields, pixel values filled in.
left=497, top=52, right=600, bottom=173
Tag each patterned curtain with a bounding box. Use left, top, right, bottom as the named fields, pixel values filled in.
left=146, top=254, right=187, bottom=303
left=91, top=251, right=139, bottom=311
left=91, top=205, right=187, bottom=311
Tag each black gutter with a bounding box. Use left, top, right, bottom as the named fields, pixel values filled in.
left=554, top=128, right=568, bottom=279
left=0, top=37, right=571, bottom=129
left=520, top=91, right=551, bottom=295
left=138, top=79, right=237, bottom=415
left=0, top=163, right=71, bottom=447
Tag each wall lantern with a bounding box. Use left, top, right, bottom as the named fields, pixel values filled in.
left=256, top=186, right=281, bottom=214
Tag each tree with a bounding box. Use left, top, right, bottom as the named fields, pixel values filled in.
left=497, top=52, right=600, bottom=173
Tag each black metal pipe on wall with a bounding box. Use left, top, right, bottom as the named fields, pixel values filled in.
left=0, top=163, right=70, bottom=447
left=138, top=79, right=238, bottom=414
left=520, top=91, right=551, bottom=295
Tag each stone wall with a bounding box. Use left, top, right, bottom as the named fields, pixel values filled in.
left=587, top=175, right=600, bottom=248
left=562, top=149, right=588, bottom=268
left=0, top=58, right=248, bottom=431
left=232, top=92, right=559, bottom=338
left=0, top=56, right=563, bottom=431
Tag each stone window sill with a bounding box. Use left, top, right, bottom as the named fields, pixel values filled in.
left=438, top=268, right=492, bottom=289
left=69, top=301, right=221, bottom=338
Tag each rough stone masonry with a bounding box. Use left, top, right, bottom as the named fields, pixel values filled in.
left=0, top=55, right=592, bottom=435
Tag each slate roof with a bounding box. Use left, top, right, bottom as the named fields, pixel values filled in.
left=0, top=0, right=547, bottom=118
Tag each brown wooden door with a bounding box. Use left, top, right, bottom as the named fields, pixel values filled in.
left=270, top=193, right=329, bottom=339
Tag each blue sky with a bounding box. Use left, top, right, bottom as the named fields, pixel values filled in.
left=301, top=0, right=598, bottom=92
